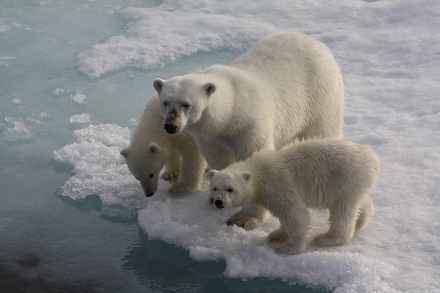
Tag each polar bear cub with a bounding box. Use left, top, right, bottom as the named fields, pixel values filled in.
left=208, top=138, right=380, bottom=255
left=120, top=93, right=207, bottom=197
left=153, top=31, right=345, bottom=229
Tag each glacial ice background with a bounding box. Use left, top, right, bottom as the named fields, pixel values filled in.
left=1, top=0, right=439, bottom=292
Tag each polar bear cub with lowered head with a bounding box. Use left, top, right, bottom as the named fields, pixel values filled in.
left=153, top=31, right=345, bottom=229
left=120, top=93, right=207, bottom=197
left=208, top=138, right=380, bottom=255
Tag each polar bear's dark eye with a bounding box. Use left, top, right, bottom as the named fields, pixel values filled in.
left=213, top=187, right=217, bottom=192
left=163, top=101, right=168, bottom=107
left=148, top=173, right=154, bottom=179
left=227, top=188, right=233, bottom=193
left=182, top=102, right=190, bottom=108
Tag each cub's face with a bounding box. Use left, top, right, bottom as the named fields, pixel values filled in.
left=207, top=169, right=252, bottom=209
left=120, top=143, right=167, bottom=197
left=153, top=75, right=216, bottom=134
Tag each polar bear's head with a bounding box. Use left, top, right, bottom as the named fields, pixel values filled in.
left=153, top=74, right=216, bottom=134
left=120, top=143, right=168, bottom=197
left=207, top=169, right=253, bottom=209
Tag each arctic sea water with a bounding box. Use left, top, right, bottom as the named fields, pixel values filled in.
left=2, top=1, right=440, bottom=293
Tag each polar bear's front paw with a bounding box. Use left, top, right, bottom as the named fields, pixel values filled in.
left=226, top=212, right=260, bottom=230
left=162, top=171, right=179, bottom=182
left=313, top=233, right=349, bottom=247
left=267, top=230, right=288, bottom=243
left=168, top=182, right=196, bottom=196
left=275, top=243, right=304, bottom=255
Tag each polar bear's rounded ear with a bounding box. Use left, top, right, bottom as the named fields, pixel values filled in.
left=204, top=82, right=216, bottom=96
left=153, top=79, right=165, bottom=94
left=207, top=170, right=218, bottom=179
left=120, top=147, right=129, bottom=158
left=147, top=143, right=159, bottom=154
left=242, top=172, right=252, bottom=182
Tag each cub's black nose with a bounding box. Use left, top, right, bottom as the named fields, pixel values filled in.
left=164, top=123, right=178, bottom=134
left=146, top=192, right=154, bottom=197
left=214, top=199, right=224, bottom=208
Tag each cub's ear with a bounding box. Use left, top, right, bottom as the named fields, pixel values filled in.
left=120, top=147, right=129, bottom=158
left=147, top=143, right=159, bottom=154
left=242, top=172, right=252, bottom=182
left=153, top=79, right=165, bottom=94
left=204, top=82, right=216, bottom=96
left=207, top=170, right=218, bottom=179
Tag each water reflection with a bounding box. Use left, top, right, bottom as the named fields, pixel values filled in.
left=122, top=229, right=328, bottom=293
left=0, top=265, right=101, bottom=293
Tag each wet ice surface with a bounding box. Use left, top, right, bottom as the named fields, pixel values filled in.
left=2, top=0, right=440, bottom=292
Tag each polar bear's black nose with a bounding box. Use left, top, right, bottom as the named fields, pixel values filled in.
left=164, top=123, right=178, bottom=134
left=146, top=192, right=154, bottom=197
left=214, top=199, right=224, bottom=208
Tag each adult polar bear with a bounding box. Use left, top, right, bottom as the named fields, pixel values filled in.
left=153, top=31, right=344, bottom=229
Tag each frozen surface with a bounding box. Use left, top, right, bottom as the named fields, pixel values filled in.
left=2, top=0, right=439, bottom=292
left=71, top=93, right=87, bottom=104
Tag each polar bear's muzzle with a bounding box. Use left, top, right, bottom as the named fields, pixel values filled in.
left=164, top=123, right=180, bottom=134
left=214, top=199, right=225, bottom=209
left=140, top=180, right=157, bottom=197
left=143, top=188, right=155, bottom=197
left=163, top=108, right=183, bottom=134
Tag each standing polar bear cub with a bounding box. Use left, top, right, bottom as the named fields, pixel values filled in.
left=208, top=139, right=380, bottom=255
left=153, top=31, right=344, bottom=229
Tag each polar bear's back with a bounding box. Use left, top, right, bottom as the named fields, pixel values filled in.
left=285, top=139, right=379, bottom=206
left=231, top=31, right=342, bottom=90
left=283, top=139, right=380, bottom=175
left=248, top=139, right=380, bottom=208
left=232, top=32, right=331, bottom=71
left=231, top=31, right=345, bottom=143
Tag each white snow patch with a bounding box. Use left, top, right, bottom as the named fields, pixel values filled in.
left=70, top=113, right=91, bottom=124
left=53, top=88, right=65, bottom=96
left=3, top=118, right=33, bottom=144
left=71, top=93, right=87, bottom=104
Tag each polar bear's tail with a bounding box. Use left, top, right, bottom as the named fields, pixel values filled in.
left=355, top=195, right=374, bottom=232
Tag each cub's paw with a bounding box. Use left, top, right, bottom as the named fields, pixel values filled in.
left=312, top=233, right=349, bottom=247
left=161, top=171, right=179, bottom=182
left=275, top=243, right=304, bottom=255
left=226, top=212, right=260, bottom=230
left=168, top=182, right=197, bottom=196
left=267, top=230, right=288, bottom=243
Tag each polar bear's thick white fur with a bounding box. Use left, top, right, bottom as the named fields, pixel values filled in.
left=208, top=139, right=380, bottom=255
left=120, top=93, right=207, bottom=197
left=153, top=31, right=344, bottom=228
